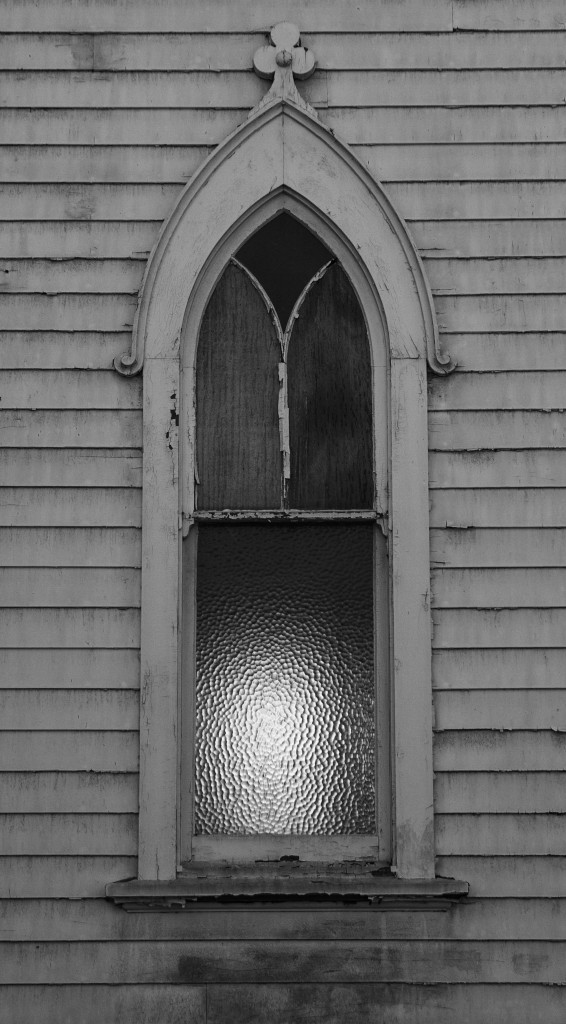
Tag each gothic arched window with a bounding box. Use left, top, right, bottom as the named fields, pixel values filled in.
left=181, top=214, right=390, bottom=863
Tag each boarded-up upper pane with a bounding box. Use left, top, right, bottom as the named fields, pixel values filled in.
left=288, top=263, right=373, bottom=509
left=236, top=212, right=331, bottom=330
left=196, top=262, right=280, bottom=510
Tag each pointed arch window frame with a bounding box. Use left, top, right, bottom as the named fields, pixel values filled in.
left=106, top=97, right=469, bottom=906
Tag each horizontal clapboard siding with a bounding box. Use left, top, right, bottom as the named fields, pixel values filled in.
left=3, top=8, right=564, bottom=1024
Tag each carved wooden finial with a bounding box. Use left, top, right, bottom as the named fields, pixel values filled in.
left=253, top=22, right=316, bottom=110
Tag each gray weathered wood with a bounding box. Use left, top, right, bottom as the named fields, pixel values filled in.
left=430, top=452, right=566, bottom=489
left=432, top=568, right=566, bottom=608
left=0, top=608, right=139, bottom=648
left=434, top=688, right=566, bottom=728
left=0, top=411, right=141, bottom=447
left=0, top=489, right=141, bottom=526
left=205, top=982, right=566, bottom=1024
left=0, top=731, right=138, bottom=771
left=453, top=0, right=566, bottom=31
left=413, top=221, right=566, bottom=257
left=5, top=70, right=566, bottom=108
left=0, top=332, right=133, bottom=369
left=0, top=293, right=137, bottom=331
left=436, top=295, right=566, bottom=333
left=7, top=31, right=566, bottom=72
left=0, top=856, right=138, bottom=897
left=435, top=813, right=566, bottom=856
left=1, top=937, right=564, bottom=984
left=2, top=0, right=453, bottom=32
left=433, top=648, right=566, bottom=688
left=434, top=730, right=566, bottom=772
left=0, top=259, right=143, bottom=293
left=0, top=985, right=205, bottom=1024
left=0, top=528, right=141, bottom=567
left=436, top=773, right=566, bottom=813
left=2, top=181, right=565, bottom=222
left=7, top=106, right=566, bottom=145
left=0, top=689, right=139, bottom=729
left=0, top=568, right=140, bottom=607
left=0, top=647, right=139, bottom=687
left=434, top=607, right=566, bottom=650
left=431, top=489, right=566, bottom=528
left=0, top=368, right=141, bottom=407
left=0, top=813, right=137, bottom=855
left=436, top=856, right=566, bottom=898
left=446, top=334, right=566, bottom=372
left=429, top=412, right=566, bottom=451
left=0, top=449, right=142, bottom=486
left=0, top=773, right=138, bottom=812
left=0, top=222, right=159, bottom=258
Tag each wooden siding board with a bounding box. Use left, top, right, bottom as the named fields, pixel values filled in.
left=0, top=689, right=139, bottom=729
left=0, top=489, right=141, bottom=527
left=433, top=689, right=566, bottom=728
left=0, top=223, right=159, bottom=258
left=0, top=259, right=144, bottom=293
left=1, top=0, right=454, bottom=33
left=0, top=986, right=205, bottom=1024
left=3, top=897, right=566, bottom=941
left=0, top=648, right=140, bottom=687
left=0, top=370, right=142, bottom=409
left=0, top=567, right=141, bottom=607
left=0, top=450, right=142, bottom=487
left=0, top=608, right=140, bottom=648
left=205, top=984, right=566, bottom=1024
left=453, top=0, right=566, bottom=31
left=431, top=489, right=566, bottom=528
left=5, top=70, right=566, bottom=108
left=0, top=731, right=138, bottom=771
left=435, top=813, right=566, bottom=855
left=434, top=731, right=566, bottom=771
left=429, top=414, right=566, bottom=451
left=436, top=856, right=566, bottom=897
left=1, top=182, right=565, bottom=222
left=0, top=293, right=137, bottom=331
left=432, top=568, right=566, bottom=608
left=0, top=813, right=138, bottom=855
left=429, top=452, right=566, bottom=489
left=6, top=32, right=566, bottom=72
left=435, top=773, right=566, bottom=813
left=0, top=527, right=141, bottom=567
left=2, top=938, right=565, bottom=984
left=6, top=256, right=566, bottom=296
left=5, top=145, right=566, bottom=183
left=412, top=222, right=566, bottom=257
left=8, top=107, right=566, bottom=145
left=0, top=856, right=138, bottom=897
left=0, top=332, right=133, bottom=369
left=432, top=648, right=566, bottom=688
left=435, top=296, right=566, bottom=333
left=0, top=411, right=141, bottom=447
left=0, top=772, right=138, bottom=812
left=431, top=370, right=566, bottom=409
left=444, top=335, right=566, bottom=373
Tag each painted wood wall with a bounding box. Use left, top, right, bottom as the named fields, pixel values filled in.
left=1, top=1, right=565, bottom=1020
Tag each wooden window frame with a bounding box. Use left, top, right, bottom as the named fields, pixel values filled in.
left=180, top=244, right=391, bottom=866
left=106, top=99, right=467, bottom=907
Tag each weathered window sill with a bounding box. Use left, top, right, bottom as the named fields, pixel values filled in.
left=106, top=864, right=469, bottom=912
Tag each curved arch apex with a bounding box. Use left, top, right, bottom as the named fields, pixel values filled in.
left=114, top=99, right=453, bottom=377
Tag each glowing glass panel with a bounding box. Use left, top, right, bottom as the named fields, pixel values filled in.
left=194, top=524, right=375, bottom=835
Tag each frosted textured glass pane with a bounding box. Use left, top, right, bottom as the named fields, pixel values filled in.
left=196, top=262, right=281, bottom=510
left=236, top=212, right=331, bottom=329
left=288, top=263, right=373, bottom=509
left=195, top=524, right=375, bottom=835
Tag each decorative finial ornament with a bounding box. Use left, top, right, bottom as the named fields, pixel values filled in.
left=253, top=22, right=316, bottom=111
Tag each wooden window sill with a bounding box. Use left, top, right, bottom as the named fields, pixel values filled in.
left=106, top=864, right=469, bottom=912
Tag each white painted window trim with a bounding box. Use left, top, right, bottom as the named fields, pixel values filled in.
left=110, top=95, right=457, bottom=890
